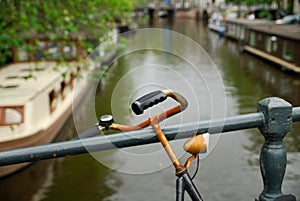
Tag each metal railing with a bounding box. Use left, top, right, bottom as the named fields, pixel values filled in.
left=0, top=97, right=299, bottom=201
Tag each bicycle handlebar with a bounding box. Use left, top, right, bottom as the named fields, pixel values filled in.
left=131, top=89, right=188, bottom=115
left=97, top=89, right=205, bottom=201
left=132, top=90, right=167, bottom=115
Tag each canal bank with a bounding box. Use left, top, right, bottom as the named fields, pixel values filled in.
left=0, top=18, right=299, bottom=201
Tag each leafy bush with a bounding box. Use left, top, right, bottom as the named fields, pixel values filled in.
left=258, top=10, right=273, bottom=20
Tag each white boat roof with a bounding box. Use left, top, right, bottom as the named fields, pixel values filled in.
left=226, top=18, right=273, bottom=25
left=0, top=62, right=74, bottom=106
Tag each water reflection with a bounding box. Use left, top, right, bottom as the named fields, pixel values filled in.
left=92, top=28, right=227, bottom=174
left=218, top=37, right=300, bottom=151
left=216, top=33, right=300, bottom=193
left=0, top=18, right=299, bottom=200
left=34, top=154, right=120, bottom=201
left=0, top=160, right=54, bottom=201
left=150, top=18, right=299, bottom=197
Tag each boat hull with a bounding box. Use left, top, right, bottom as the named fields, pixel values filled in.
left=244, top=45, right=300, bottom=73
left=208, top=24, right=225, bottom=35
left=0, top=103, right=73, bottom=177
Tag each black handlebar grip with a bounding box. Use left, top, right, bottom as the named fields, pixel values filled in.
left=131, top=90, right=167, bottom=115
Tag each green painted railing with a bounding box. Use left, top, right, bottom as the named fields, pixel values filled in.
left=0, top=97, right=299, bottom=201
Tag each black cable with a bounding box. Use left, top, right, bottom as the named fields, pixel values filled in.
left=191, top=155, right=200, bottom=180
left=191, top=155, right=204, bottom=201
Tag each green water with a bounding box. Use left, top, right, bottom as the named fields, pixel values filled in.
left=0, top=18, right=299, bottom=201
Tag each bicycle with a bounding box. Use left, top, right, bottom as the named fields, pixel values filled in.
left=96, top=89, right=209, bottom=201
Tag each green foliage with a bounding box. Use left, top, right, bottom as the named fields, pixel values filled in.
left=258, top=10, right=273, bottom=19
left=243, top=0, right=257, bottom=6
left=0, top=0, right=137, bottom=65
left=225, top=0, right=275, bottom=6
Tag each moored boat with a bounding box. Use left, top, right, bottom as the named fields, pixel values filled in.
left=0, top=29, right=119, bottom=177
left=208, top=12, right=226, bottom=35
left=243, top=24, right=300, bottom=73
left=225, top=18, right=272, bottom=41
left=0, top=41, right=89, bottom=177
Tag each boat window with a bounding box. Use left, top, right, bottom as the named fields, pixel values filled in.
left=249, top=31, right=256, bottom=46
left=49, top=90, right=57, bottom=113
left=48, top=42, right=61, bottom=60
left=61, top=81, right=66, bottom=100
left=266, top=36, right=272, bottom=53
left=3, top=85, right=18, bottom=89
left=17, top=46, right=29, bottom=62
left=240, top=27, right=245, bottom=40
left=236, top=25, right=239, bottom=38
left=271, top=36, right=278, bottom=53
left=63, top=42, right=77, bottom=60
left=34, top=41, right=47, bottom=61
left=257, top=33, right=263, bottom=43
left=0, top=106, right=24, bottom=126
left=69, top=72, right=75, bottom=89
left=20, top=68, right=31, bottom=72
left=6, top=75, right=18, bottom=79
left=227, top=23, right=233, bottom=34
left=266, top=36, right=278, bottom=54
left=35, top=67, right=45, bottom=71
left=282, top=41, right=294, bottom=61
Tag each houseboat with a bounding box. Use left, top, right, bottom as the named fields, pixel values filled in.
left=225, top=18, right=272, bottom=41
left=243, top=24, right=300, bottom=73
left=208, top=12, right=227, bottom=35
left=0, top=30, right=118, bottom=177
left=208, top=9, right=240, bottom=35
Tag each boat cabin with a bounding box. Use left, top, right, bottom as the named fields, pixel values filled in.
left=0, top=35, right=90, bottom=144
left=11, top=36, right=86, bottom=63
left=0, top=28, right=119, bottom=176
left=244, top=24, right=300, bottom=73
left=225, top=19, right=272, bottom=41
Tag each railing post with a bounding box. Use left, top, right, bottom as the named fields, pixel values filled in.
left=257, top=97, right=292, bottom=201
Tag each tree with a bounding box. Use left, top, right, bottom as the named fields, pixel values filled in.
left=0, top=0, right=138, bottom=65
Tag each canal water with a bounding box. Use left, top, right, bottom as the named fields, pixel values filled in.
left=1, top=18, right=300, bottom=201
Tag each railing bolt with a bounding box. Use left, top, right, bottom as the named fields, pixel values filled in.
left=257, top=97, right=293, bottom=201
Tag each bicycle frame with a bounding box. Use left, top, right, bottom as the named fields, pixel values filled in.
left=177, top=170, right=203, bottom=201
left=98, top=89, right=207, bottom=201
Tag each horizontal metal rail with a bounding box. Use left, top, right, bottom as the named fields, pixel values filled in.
left=293, top=107, right=300, bottom=122
left=0, top=112, right=262, bottom=166
left=0, top=97, right=299, bottom=201
left=0, top=107, right=299, bottom=167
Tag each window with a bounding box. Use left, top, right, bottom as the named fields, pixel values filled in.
left=240, top=27, right=245, bottom=40
left=233, top=24, right=236, bottom=34
left=61, top=81, right=66, bottom=100
left=249, top=31, right=256, bottom=46
left=63, top=42, right=77, bottom=60
left=265, top=36, right=272, bottom=53
left=271, top=36, right=278, bottom=53
left=0, top=106, right=24, bottom=126
left=48, top=42, right=61, bottom=60
left=17, top=46, right=29, bottom=62
left=236, top=25, right=240, bottom=38
left=69, top=72, right=75, bottom=89
left=13, top=40, right=81, bottom=63
left=257, top=33, right=263, bottom=43
left=282, top=41, right=294, bottom=61
left=49, top=90, right=57, bottom=113
left=34, top=41, right=47, bottom=61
